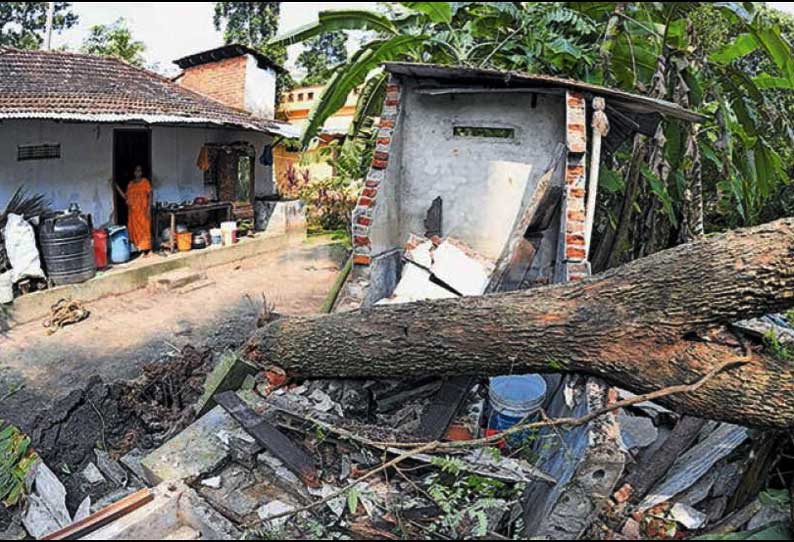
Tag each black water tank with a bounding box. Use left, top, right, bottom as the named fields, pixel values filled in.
left=39, top=208, right=96, bottom=286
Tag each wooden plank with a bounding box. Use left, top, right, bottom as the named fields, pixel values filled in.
left=43, top=488, right=154, bottom=541
left=414, top=376, right=475, bottom=442
left=214, top=391, right=318, bottom=486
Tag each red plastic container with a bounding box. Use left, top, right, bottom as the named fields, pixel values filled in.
left=92, top=229, right=109, bottom=269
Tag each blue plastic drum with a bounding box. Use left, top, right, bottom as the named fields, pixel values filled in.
left=108, top=226, right=131, bottom=264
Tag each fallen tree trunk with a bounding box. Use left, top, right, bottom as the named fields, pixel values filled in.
left=245, top=219, right=794, bottom=429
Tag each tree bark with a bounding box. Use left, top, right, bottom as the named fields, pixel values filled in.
left=244, top=219, right=794, bottom=429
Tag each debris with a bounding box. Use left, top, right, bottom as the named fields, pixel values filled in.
left=668, top=502, right=707, bottom=530
left=214, top=391, right=318, bottom=485
left=257, top=500, right=295, bottom=531
left=22, top=461, right=72, bottom=539
left=42, top=299, right=89, bottom=335
left=638, top=424, right=748, bottom=511
left=81, top=463, right=105, bottom=485
left=618, top=411, right=658, bottom=451
left=201, top=477, right=222, bottom=490
left=94, top=449, right=128, bottom=488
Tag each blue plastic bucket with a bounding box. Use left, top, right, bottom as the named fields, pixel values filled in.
left=108, top=226, right=131, bottom=264
left=487, top=374, right=547, bottom=446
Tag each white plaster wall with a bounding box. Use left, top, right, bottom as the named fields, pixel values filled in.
left=0, top=120, right=274, bottom=226
left=244, top=55, right=277, bottom=120
left=370, top=79, right=566, bottom=260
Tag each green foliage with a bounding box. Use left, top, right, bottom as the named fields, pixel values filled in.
left=81, top=18, right=146, bottom=66
left=0, top=2, right=77, bottom=49
left=0, top=420, right=38, bottom=508
left=763, top=329, right=794, bottom=362
left=297, top=32, right=348, bottom=86
left=424, top=466, right=521, bottom=539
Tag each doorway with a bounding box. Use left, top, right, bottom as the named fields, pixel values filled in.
left=113, top=129, right=152, bottom=226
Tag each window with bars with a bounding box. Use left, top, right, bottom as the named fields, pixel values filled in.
left=17, top=144, right=61, bottom=161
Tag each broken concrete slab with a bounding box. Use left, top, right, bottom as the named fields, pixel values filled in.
left=22, top=461, right=72, bottom=539
left=141, top=405, right=251, bottom=485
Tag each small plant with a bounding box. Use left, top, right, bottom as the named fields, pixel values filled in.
left=764, top=329, right=794, bottom=361
left=0, top=420, right=39, bottom=507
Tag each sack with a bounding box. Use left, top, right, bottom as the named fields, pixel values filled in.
left=4, top=213, right=45, bottom=283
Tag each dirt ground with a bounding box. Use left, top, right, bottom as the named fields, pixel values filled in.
left=0, top=237, right=347, bottom=433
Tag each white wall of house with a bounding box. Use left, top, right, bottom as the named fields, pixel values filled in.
left=0, top=120, right=274, bottom=226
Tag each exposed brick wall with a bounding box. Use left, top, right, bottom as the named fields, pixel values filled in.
left=562, top=91, right=589, bottom=282
left=351, top=78, right=402, bottom=266
left=177, top=56, right=247, bottom=111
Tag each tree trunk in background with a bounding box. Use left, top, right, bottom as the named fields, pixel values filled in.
left=245, top=219, right=794, bottom=429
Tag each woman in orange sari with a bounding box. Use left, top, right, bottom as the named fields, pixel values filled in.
left=116, top=165, right=153, bottom=254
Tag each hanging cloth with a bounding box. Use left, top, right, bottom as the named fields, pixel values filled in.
left=259, top=144, right=273, bottom=166
left=196, top=145, right=211, bottom=172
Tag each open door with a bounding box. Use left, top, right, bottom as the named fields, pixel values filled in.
left=113, top=129, right=152, bottom=226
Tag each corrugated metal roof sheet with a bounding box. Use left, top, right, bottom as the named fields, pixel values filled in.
left=384, top=62, right=707, bottom=123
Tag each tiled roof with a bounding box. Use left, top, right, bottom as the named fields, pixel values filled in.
left=0, top=48, right=296, bottom=136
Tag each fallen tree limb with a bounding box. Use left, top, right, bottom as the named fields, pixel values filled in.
left=245, top=218, right=794, bottom=429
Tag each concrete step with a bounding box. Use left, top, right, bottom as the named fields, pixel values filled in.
left=163, top=525, right=202, bottom=540
left=148, top=269, right=206, bottom=292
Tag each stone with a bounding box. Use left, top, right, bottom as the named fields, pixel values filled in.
left=669, top=502, right=708, bottom=530
left=201, top=476, right=222, bottom=489
left=22, top=462, right=71, bottom=539
left=82, top=462, right=105, bottom=485
left=618, top=411, right=659, bottom=451
left=120, top=448, right=149, bottom=483
left=257, top=500, right=295, bottom=531
left=747, top=503, right=790, bottom=531
left=74, top=496, right=92, bottom=523
left=95, top=449, right=128, bottom=487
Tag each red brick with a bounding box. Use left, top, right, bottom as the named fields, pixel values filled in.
left=566, top=234, right=585, bottom=246
left=365, top=180, right=379, bottom=188
left=376, top=137, right=391, bottom=147
left=379, top=118, right=395, bottom=129
left=356, top=215, right=372, bottom=227
left=384, top=98, right=400, bottom=107
left=353, top=236, right=370, bottom=247
left=177, top=56, right=247, bottom=110
left=566, top=247, right=586, bottom=260
left=386, top=84, right=400, bottom=94
left=362, top=187, right=377, bottom=199
left=372, top=159, right=388, bottom=170
left=353, top=254, right=372, bottom=266
left=569, top=188, right=586, bottom=199
left=568, top=210, right=586, bottom=223
left=358, top=197, right=375, bottom=208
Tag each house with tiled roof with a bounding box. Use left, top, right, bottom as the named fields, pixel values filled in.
left=0, top=44, right=296, bottom=227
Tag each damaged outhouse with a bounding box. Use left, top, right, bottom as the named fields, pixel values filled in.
left=330, top=62, right=706, bottom=538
